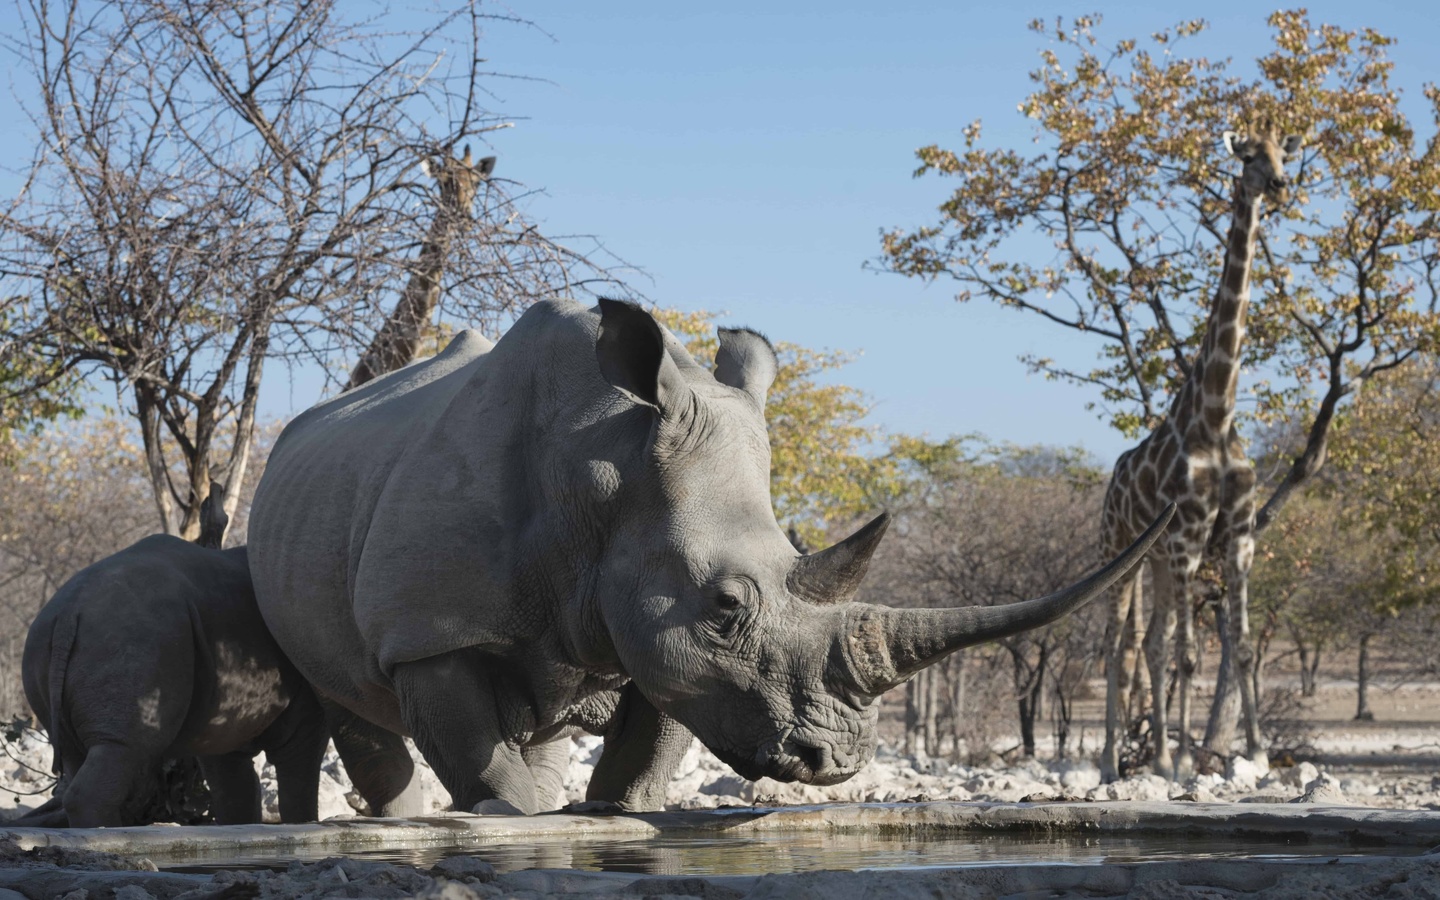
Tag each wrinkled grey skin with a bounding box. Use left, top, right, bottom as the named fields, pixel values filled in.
left=17, top=534, right=327, bottom=827
left=247, top=299, right=1170, bottom=815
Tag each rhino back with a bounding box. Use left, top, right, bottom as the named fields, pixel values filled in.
left=25, top=537, right=280, bottom=757
left=248, top=322, right=574, bottom=719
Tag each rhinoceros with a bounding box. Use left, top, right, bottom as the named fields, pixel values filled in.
left=247, top=299, right=1170, bottom=814
left=18, top=498, right=328, bottom=827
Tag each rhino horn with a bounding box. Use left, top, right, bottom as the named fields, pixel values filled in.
left=788, top=512, right=890, bottom=605
left=840, top=503, right=1174, bottom=695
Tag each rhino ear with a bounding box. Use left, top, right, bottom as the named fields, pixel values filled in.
left=715, top=327, right=778, bottom=407
left=596, top=298, right=681, bottom=410
left=197, top=483, right=229, bottom=550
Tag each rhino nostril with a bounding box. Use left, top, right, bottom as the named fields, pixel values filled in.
left=791, top=741, right=827, bottom=776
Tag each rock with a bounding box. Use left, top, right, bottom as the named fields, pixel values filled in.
left=1225, top=755, right=1266, bottom=791
left=700, top=774, right=749, bottom=798
left=317, top=769, right=356, bottom=820
left=429, top=856, right=497, bottom=883
left=113, top=887, right=157, bottom=900
left=1277, top=761, right=1319, bottom=789
left=1293, top=773, right=1348, bottom=805
left=1086, top=774, right=1170, bottom=802
left=1051, top=760, right=1102, bottom=793
left=1174, top=785, right=1216, bottom=802
left=1340, top=778, right=1380, bottom=797
left=1238, top=794, right=1294, bottom=803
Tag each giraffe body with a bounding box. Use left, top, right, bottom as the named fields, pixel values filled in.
left=1099, top=128, right=1300, bottom=781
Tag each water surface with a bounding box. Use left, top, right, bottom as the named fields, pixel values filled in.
left=160, top=830, right=1426, bottom=876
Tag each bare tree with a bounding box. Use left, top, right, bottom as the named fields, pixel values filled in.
left=871, top=441, right=1106, bottom=759
left=0, top=0, right=634, bottom=539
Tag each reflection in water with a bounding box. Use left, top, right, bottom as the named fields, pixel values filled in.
left=160, top=831, right=1422, bottom=876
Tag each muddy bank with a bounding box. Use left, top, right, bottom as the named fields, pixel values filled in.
left=8, top=728, right=1440, bottom=824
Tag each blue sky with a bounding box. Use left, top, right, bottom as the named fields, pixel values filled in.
left=455, top=0, right=1439, bottom=463
left=5, top=1, right=1438, bottom=464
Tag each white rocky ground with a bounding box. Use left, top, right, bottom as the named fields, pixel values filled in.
left=4, top=725, right=1438, bottom=822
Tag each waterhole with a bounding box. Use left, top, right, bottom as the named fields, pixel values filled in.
left=157, top=831, right=1427, bottom=876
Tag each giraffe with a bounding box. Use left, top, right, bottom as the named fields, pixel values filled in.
left=1098, top=125, right=1302, bottom=781
left=346, top=145, right=496, bottom=390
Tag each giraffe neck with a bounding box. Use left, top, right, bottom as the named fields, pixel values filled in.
left=1174, top=177, right=1263, bottom=446
left=400, top=209, right=459, bottom=324
left=345, top=198, right=467, bottom=389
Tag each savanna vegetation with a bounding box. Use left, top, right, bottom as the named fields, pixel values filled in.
left=0, top=3, right=1436, bottom=792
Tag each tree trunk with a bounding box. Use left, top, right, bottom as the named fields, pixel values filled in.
left=136, top=385, right=178, bottom=535
left=904, top=673, right=920, bottom=756
left=1053, top=680, right=1072, bottom=761
left=218, top=318, right=271, bottom=525
left=949, top=652, right=967, bottom=764
left=1016, top=645, right=1047, bottom=758
left=1355, top=632, right=1375, bottom=721
left=1299, top=643, right=1321, bottom=698
left=923, top=665, right=940, bottom=757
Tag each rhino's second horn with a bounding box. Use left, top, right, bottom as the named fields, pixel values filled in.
left=787, top=512, right=891, bottom=605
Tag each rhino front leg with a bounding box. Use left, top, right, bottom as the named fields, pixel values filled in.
left=323, top=699, right=424, bottom=817
left=262, top=689, right=329, bottom=823
left=393, top=650, right=538, bottom=815
left=521, top=740, right=570, bottom=812
left=586, top=684, right=692, bottom=812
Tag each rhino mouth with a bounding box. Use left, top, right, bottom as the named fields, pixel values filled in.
left=711, top=735, right=862, bottom=786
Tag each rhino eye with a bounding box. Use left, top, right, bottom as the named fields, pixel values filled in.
left=715, top=590, right=742, bottom=611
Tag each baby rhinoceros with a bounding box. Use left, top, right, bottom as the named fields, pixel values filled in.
left=17, top=499, right=327, bottom=828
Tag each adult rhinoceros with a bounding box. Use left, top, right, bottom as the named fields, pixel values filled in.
left=249, top=299, right=1169, bottom=814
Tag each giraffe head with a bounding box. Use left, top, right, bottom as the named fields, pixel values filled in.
left=1222, top=125, right=1302, bottom=205
left=424, top=144, right=496, bottom=217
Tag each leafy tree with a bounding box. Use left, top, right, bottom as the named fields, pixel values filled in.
left=878, top=11, right=1440, bottom=530
left=656, top=309, right=897, bottom=543
left=1327, top=360, right=1440, bottom=604
left=0, top=316, right=82, bottom=462
left=878, top=9, right=1440, bottom=761
left=0, top=0, right=630, bottom=539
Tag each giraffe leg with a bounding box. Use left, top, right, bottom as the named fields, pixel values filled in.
left=1228, top=533, right=1265, bottom=769
left=1101, top=568, right=1141, bottom=783
left=1124, top=572, right=1149, bottom=727
left=1173, top=564, right=1198, bottom=780
left=1143, top=562, right=1178, bottom=780
left=1219, top=459, right=1266, bottom=770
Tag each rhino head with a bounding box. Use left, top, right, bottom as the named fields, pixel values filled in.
left=589, top=299, right=1171, bottom=786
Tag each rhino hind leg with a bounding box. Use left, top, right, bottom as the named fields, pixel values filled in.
left=199, top=751, right=263, bottom=825
left=392, top=651, right=538, bottom=815
left=62, top=743, right=158, bottom=828
left=586, top=684, right=693, bottom=812
left=323, top=699, right=423, bottom=818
